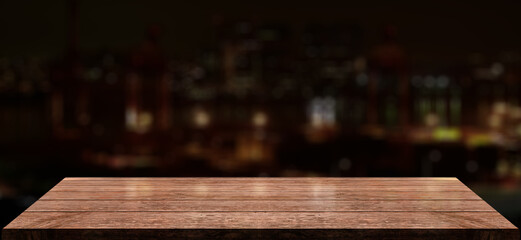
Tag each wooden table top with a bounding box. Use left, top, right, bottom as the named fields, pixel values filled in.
left=3, top=177, right=519, bottom=240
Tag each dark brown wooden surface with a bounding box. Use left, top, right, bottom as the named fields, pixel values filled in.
left=3, top=177, right=519, bottom=240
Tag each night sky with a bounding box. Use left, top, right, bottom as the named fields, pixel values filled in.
left=1, top=0, right=520, bottom=68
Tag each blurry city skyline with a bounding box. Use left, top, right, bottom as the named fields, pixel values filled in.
left=2, top=1, right=521, bottom=237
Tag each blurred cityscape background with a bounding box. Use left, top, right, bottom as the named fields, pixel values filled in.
left=1, top=0, right=521, bottom=236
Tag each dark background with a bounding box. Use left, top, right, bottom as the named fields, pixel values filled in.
left=1, top=0, right=521, bottom=237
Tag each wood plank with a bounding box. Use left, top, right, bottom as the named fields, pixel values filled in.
left=62, top=177, right=461, bottom=181
left=4, top=177, right=518, bottom=240
left=58, top=178, right=465, bottom=186
left=39, top=190, right=481, bottom=200
left=27, top=200, right=495, bottom=212
left=5, top=211, right=516, bottom=229
left=50, top=185, right=471, bottom=192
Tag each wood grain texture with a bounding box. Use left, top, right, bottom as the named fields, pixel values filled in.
left=27, top=200, right=495, bottom=212
left=5, top=211, right=515, bottom=229
left=51, top=185, right=471, bottom=191
left=39, top=190, right=482, bottom=200
left=3, top=177, right=519, bottom=240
